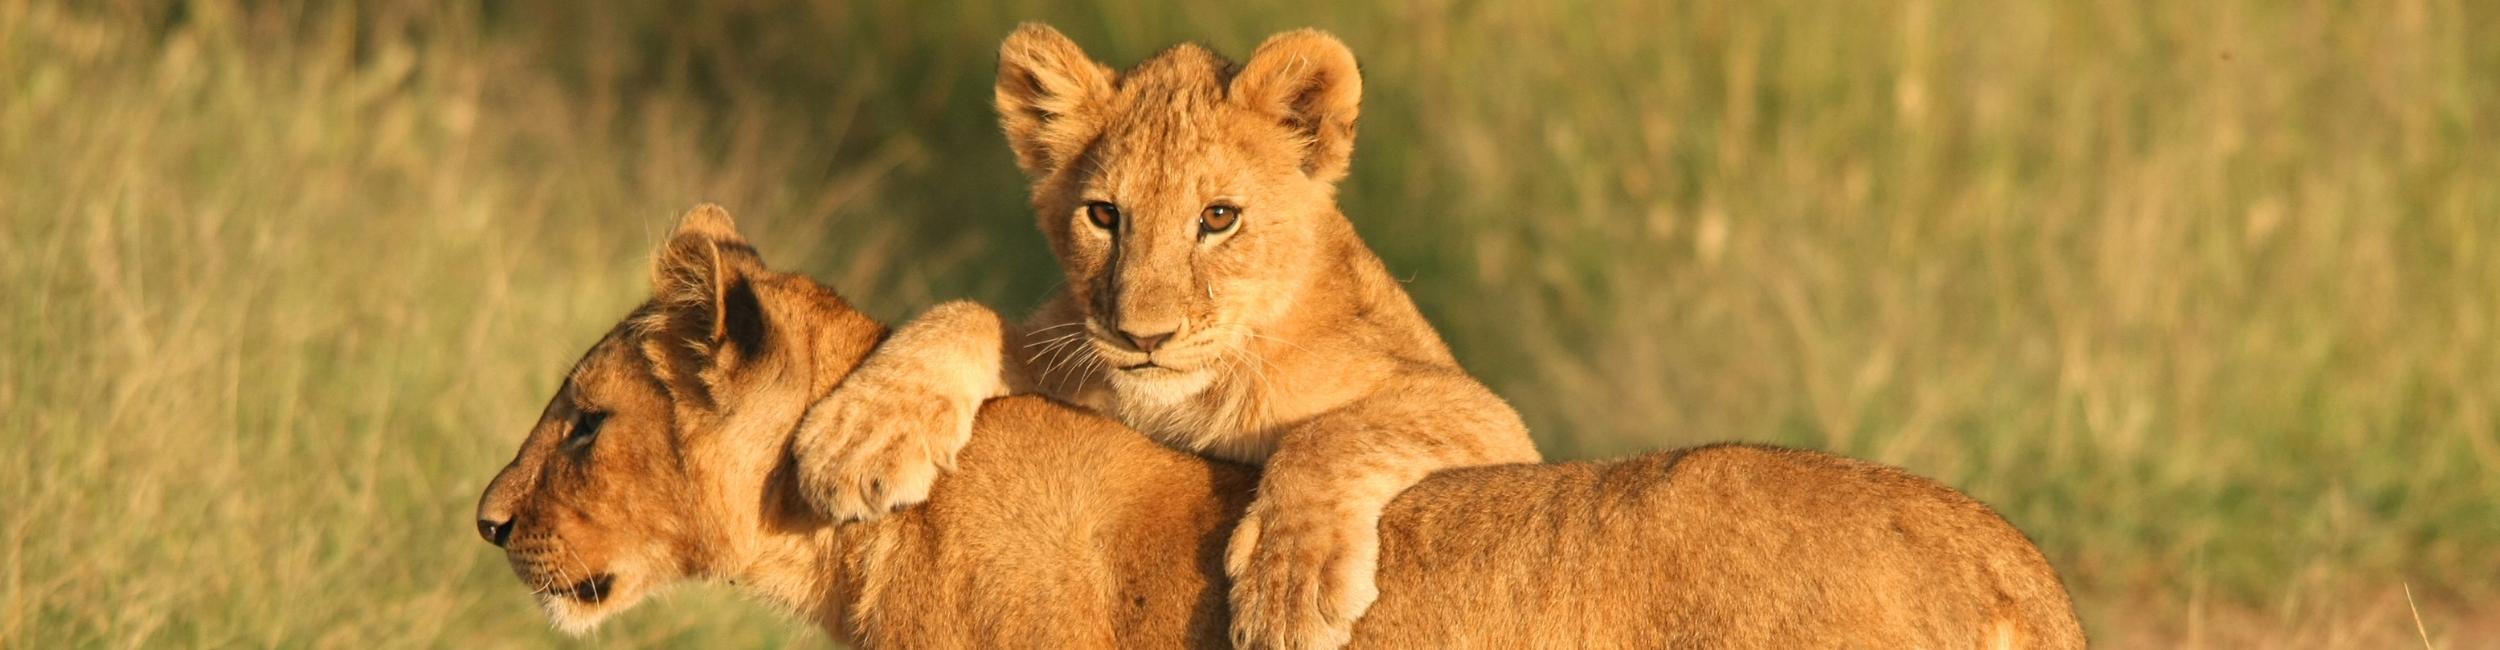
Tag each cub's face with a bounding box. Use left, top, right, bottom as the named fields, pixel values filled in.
left=997, top=26, right=1363, bottom=404
left=476, top=333, right=715, bottom=633
left=474, top=206, right=869, bottom=634
left=1038, top=83, right=1332, bottom=401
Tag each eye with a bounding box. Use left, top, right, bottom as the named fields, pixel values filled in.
left=1200, top=204, right=1240, bottom=235
left=565, top=410, right=608, bottom=449
left=1084, top=202, right=1121, bottom=230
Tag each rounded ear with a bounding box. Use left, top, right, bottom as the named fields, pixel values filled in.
left=650, top=204, right=763, bottom=312
left=643, top=204, right=768, bottom=404
left=1229, top=29, right=1362, bottom=183
left=995, top=23, right=1115, bottom=177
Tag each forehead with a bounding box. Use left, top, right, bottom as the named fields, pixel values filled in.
left=1105, top=67, right=1230, bottom=153
left=1085, top=47, right=1287, bottom=192
left=566, top=318, right=661, bottom=402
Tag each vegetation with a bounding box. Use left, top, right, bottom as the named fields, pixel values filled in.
left=5, top=0, right=2493, bottom=646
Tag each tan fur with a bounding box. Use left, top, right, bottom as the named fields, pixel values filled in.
left=790, top=25, right=1540, bottom=648
left=476, top=206, right=2086, bottom=648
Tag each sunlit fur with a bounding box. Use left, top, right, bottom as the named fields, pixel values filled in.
left=474, top=206, right=879, bottom=636
left=794, top=26, right=1551, bottom=647
left=478, top=206, right=2084, bottom=648
left=998, top=26, right=1404, bottom=460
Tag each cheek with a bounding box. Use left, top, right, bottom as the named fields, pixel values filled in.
left=1070, top=229, right=1113, bottom=267
left=568, top=483, right=700, bottom=561
left=509, top=491, right=611, bottom=569
left=1211, top=224, right=1307, bottom=316
left=1062, top=237, right=1114, bottom=303
left=547, top=451, right=684, bottom=527
left=1199, top=239, right=1260, bottom=308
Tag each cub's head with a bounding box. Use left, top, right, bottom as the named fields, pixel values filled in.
left=996, top=24, right=1362, bottom=401
left=473, top=205, right=883, bottom=634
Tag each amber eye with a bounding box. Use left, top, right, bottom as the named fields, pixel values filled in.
left=1200, top=204, right=1240, bottom=235
left=1084, top=202, right=1121, bottom=230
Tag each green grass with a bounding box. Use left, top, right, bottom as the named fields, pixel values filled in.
left=5, top=0, right=2495, bottom=646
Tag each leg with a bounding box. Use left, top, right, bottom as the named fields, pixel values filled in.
left=793, top=300, right=1010, bottom=519
left=1225, top=371, right=1539, bottom=649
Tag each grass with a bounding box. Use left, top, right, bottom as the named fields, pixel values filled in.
left=4, top=0, right=2495, bottom=646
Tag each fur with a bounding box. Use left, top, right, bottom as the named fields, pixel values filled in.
left=789, top=26, right=1542, bottom=647
left=475, top=206, right=2087, bottom=648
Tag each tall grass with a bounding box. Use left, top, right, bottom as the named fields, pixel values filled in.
left=4, top=0, right=2494, bottom=646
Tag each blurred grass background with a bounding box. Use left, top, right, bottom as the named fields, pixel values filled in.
left=4, top=0, right=2496, bottom=646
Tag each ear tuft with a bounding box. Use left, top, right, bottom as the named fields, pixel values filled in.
left=641, top=204, right=769, bottom=404
left=672, top=203, right=743, bottom=243
left=996, top=23, right=1116, bottom=176
left=651, top=204, right=763, bottom=303
left=1229, top=29, right=1363, bottom=183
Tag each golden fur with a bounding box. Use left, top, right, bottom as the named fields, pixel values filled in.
left=789, top=25, right=1540, bottom=647
left=475, top=206, right=2086, bottom=648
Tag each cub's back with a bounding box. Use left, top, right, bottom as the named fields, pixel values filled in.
left=1359, top=443, right=2083, bottom=648
left=921, top=397, right=1252, bottom=647
left=933, top=401, right=2081, bottom=648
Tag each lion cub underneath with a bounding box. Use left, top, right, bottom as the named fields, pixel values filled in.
left=790, top=24, right=1537, bottom=648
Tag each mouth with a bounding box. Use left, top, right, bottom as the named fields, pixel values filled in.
left=531, top=571, right=634, bottom=636
left=1091, top=338, right=1192, bottom=372
left=1080, top=322, right=1232, bottom=379
left=507, top=547, right=642, bottom=634
left=562, top=574, right=616, bottom=604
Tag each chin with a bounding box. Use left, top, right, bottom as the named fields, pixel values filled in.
left=1107, top=364, right=1216, bottom=405
left=535, top=574, right=648, bottom=636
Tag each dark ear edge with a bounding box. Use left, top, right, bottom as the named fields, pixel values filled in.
left=1229, top=29, right=1363, bottom=183
left=641, top=204, right=769, bottom=405
left=995, top=23, right=1116, bottom=176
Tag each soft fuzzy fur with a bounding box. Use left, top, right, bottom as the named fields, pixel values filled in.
left=475, top=206, right=2086, bottom=648
left=789, top=25, right=1542, bottom=648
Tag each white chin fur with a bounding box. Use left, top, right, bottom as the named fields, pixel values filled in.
left=540, top=597, right=610, bottom=637
left=1108, top=366, right=1214, bottom=405
left=537, top=587, right=641, bottom=637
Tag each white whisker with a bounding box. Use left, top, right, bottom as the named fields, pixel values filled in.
left=1025, top=321, right=1086, bottom=335
left=1035, top=332, right=1099, bottom=391
left=1022, top=330, right=1084, bottom=352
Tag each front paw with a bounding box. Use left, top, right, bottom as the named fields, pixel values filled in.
left=790, top=362, right=978, bottom=521
left=1224, top=504, right=1383, bottom=650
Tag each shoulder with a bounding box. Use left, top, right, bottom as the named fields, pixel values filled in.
left=970, top=395, right=1235, bottom=473
left=1622, top=443, right=1998, bottom=520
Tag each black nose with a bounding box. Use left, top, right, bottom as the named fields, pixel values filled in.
left=478, top=518, right=514, bottom=547
left=1119, top=328, right=1175, bottom=353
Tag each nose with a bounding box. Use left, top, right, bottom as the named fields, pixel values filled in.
left=1119, top=327, right=1176, bottom=353
left=478, top=517, right=515, bottom=547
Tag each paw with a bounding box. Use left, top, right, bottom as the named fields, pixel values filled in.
left=790, top=358, right=979, bottom=521
left=1224, top=504, right=1383, bottom=650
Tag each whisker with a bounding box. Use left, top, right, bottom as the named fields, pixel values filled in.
left=1032, top=332, right=1081, bottom=355
left=1025, top=321, right=1086, bottom=335
left=1033, top=335, right=1080, bottom=382
left=1023, top=333, right=1086, bottom=378
left=1075, top=347, right=1109, bottom=393
left=1037, top=334, right=1097, bottom=391
left=1022, top=330, right=1083, bottom=353
left=553, top=537, right=599, bottom=601
left=1025, top=335, right=1085, bottom=360
left=1072, top=345, right=1106, bottom=391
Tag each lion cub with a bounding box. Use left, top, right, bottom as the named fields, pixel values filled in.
left=476, top=205, right=2085, bottom=648
left=791, top=25, right=1539, bottom=648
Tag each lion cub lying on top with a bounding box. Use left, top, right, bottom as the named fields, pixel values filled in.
left=474, top=206, right=2084, bottom=648
left=790, top=25, right=1537, bottom=648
